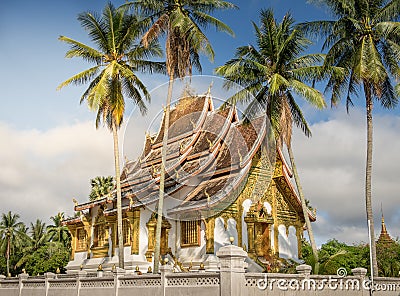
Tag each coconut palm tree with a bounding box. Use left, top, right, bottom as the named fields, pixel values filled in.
left=16, top=219, right=49, bottom=269
left=47, top=212, right=71, bottom=249
left=215, top=9, right=333, bottom=271
left=300, top=0, right=400, bottom=277
left=89, top=176, right=115, bottom=201
left=127, top=0, right=236, bottom=273
left=57, top=2, right=165, bottom=268
left=30, top=219, right=48, bottom=251
left=0, top=211, right=26, bottom=276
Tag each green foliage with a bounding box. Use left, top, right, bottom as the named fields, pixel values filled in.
left=24, top=242, right=70, bottom=276
left=58, top=2, right=166, bottom=128
left=89, top=176, right=114, bottom=201
left=377, top=240, right=400, bottom=277
left=301, top=239, right=370, bottom=275
left=0, top=211, right=29, bottom=276
left=47, top=212, right=71, bottom=249
left=215, top=8, right=329, bottom=147
left=0, top=212, right=71, bottom=276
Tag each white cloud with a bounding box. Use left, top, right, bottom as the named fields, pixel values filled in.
left=0, top=121, right=116, bottom=225
left=291, top=107, right=400, bottom=245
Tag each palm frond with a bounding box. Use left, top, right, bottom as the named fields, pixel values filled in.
left=290, top=79, right=326, bottom=109
left=57, top=66, right=101, bottom=90
left=58, top=36, right=103, bottom=64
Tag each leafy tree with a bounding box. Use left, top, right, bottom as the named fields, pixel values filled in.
left=30, top=219, right=48, bottom=250
left=376, top=239, right=400, bottom=277
left=302, top=239, right=369, bottom=275
left=128, top=0, right=236, bottom=273
left=215, top=8, right=331, bottom=271
left=47, top=212, right=71, bottom=249
left=57, top=2, right=164, bottom=268
left=24, top=242, right=70, bottom=276
left=301, top=0, right=400, bottom=276
left=16, top=219, right=48, bottom=269
left=0, top=211, right=27, bottom=276
left=89, top=176, right=114, bottom=201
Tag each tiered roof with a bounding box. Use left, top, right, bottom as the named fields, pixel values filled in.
left=65, top=91, right=315, bottom=224
left=377, top=214, right=394, bottom=245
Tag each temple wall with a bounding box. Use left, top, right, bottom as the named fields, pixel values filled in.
left=277, top=225, right=299, bottom=260
left=1, top=248, right=397, bottom=296
left=214, top=217, right=238, bottom=253
left=176, top=220, right=206, bottom=262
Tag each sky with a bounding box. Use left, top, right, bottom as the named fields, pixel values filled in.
left=0, top=0, right=399, bottom=247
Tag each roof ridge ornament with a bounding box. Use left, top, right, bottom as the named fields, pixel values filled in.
left=206, top=81, right=213, bottom=98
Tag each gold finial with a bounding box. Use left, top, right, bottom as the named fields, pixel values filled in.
left=147, top=266, right=152, bottom=273
left=72, top=198, right=78, bottom=207
left=229, top=236, right=235, bottom=244
left=180, top=141, right=186, bottom=154
left=206, top=81, right=213, bottom=97
left=106, top=192, right=112, bottom=202
left=112, top=264, right=116, bottom=272
left=204, top=189, right=211, bottom=204
left=128, top=196, right=134, bottom=208
left=151, top=164, right=159, bottom=177
left=97, top=264, right=103, bottom=271
left=22, top=268, right=26, bottom=274
left=56, top=267, right=60, bottom=274
left=190, top=118, right=196, bottom=129
left=206, top=137, right=213, bottom=149
left=80, top=264, right=83, bottom=271
left=135, top=265, right=140, bottom=272
left=199, top=262, right=205, bottom=270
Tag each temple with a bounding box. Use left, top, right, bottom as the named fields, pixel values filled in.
left=377, top=212, right=394, bottom=245
left=62, top=90, right=316, bottom=273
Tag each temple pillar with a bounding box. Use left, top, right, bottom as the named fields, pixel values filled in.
left=244, top=213, right=255, bottom=258
left=68, top=225, right=77, bottom=260
left=236, top=206, right=243, bottom=248
left=130, top=209, right=140, bottom=254
left=82, top=220, right=92, bottom=259
left=205, top=217, right=215, bottom=254
left=145, top=215, right=157, bottom=262
left=105, top=215, right=116, bottom=256
left=273, top=223, right=279, bottom=256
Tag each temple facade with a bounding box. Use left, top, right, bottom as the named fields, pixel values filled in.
left=62, top=91, right=315, bottom=273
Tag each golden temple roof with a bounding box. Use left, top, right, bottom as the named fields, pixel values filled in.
left=377, top=213, right=394, bottom=245
left=68, top=91, right=315, bottom=223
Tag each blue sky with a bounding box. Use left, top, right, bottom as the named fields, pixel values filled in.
left=0, top=0, right=399, bottom=246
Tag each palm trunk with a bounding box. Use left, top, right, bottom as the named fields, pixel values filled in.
left=6, top=238, right=10, bottom=276
left=364, top=85, right=378, bottom=277
left=153, top=75, right=174, bottom=274
left=287, top=146, right=319, bottom=273
left=112, top=120, right=124, bottom=269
